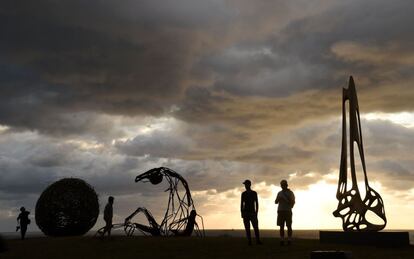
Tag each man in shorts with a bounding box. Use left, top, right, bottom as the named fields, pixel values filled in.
left=275, top=180, right=295, bottom=246
left=241, top=180, right=262, bottom=245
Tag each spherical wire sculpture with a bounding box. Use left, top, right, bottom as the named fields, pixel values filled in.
left=35, top=178, right=99, bottom=236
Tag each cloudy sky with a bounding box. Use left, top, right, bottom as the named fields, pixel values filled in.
left=1, top=0, right=413, bottom=232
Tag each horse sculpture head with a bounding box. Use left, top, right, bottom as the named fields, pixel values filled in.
left=135, top=168, right=163, bottom=185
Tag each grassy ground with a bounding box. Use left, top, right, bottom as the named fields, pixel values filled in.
left=1, top=236, right=413, bottom=259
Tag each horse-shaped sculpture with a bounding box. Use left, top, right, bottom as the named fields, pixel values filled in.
left=96, top=167, right=204, bottom=237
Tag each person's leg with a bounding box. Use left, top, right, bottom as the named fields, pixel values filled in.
left=277, top=211, right=285, bottom=246
left=286, top=211, right=293, bottom=245
left=251, top=216, right=262, bottom=244
left=287, top=224, right=292, bottom=237
left=20, top=225, right=27, bottom=240
left=279, top=222, right=285, bottom=238
left=102, top=220, right=109, bottom=237
left=279, top=221, right=285, bottom=246
left=286, top=223, right=292, bottom=245
left=105, top=220, right=112, bottom=237
left=108, top=220, right=112, bottom=237
left=243, top=217, right=252, bottom=245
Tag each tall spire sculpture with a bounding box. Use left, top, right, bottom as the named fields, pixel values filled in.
left=333, top=76, right=387, bottom=231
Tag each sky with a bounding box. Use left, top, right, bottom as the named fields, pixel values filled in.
left=0, top=0, right=413, bottom=232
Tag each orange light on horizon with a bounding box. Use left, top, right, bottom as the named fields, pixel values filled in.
left=195, top=180, right=414, bottom=230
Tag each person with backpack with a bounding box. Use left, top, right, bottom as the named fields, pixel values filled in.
left=275, top=180, right=295, bottom=246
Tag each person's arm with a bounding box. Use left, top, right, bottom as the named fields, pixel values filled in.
left=278, top=191, right=290, bottom=203
left=255, top=192, right=259, bottom=215
left=275, top=193, right=280, bottom=204
left=291, top=191, right=296, bottom=207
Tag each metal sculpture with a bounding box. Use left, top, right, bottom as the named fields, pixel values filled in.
left=36, top=178, right=99, bottom=236
left=333, top=76, right=387, bottom=231
left=96, top=167, right=204, bottom=237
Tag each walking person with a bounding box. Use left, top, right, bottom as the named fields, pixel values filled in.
left=241, top=180, right=262, bottom=245
left=16, top=207, right=31, bottom=240
left=275, top=180, right=295, bottom=246
left=102, top=196, right=114, bottom=237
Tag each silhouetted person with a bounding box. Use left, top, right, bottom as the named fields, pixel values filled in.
left=16, top=207, right=30, bottom=240
left=102, top=196, right=114, bottom=237
left=241, top=180, right=262, bottom=245
left=275, top=180, right=295, bottom=246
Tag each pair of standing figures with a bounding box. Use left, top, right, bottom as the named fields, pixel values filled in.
left=241, top=179, right=295, bottom=246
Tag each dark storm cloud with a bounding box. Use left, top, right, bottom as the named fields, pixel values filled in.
left=199, top=0, right=414, bottom=103
left=1, top=0, right=227, bottom=135
left=1, top=0, right=414, bottom=137
left=0, top=0, right=340, bottom=136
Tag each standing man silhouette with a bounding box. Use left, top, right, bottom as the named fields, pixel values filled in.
left=241, top=180, right=262, bottom=245
left=16, top=207, right=30, bottom=240
left=102, top=196, right=114, bottom=237
left=275, top=179, right=295, bottom=246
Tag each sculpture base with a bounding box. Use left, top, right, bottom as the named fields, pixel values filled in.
left=320, top=231, right=410, bottom=247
